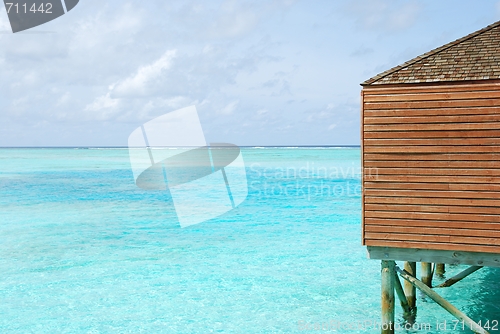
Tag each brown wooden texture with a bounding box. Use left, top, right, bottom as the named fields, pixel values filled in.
left=365, top=138, right=500, bottom=146
left=365, top=130, right=500, bottom=139
left=364, top=153, right=500, bottom=161
left=365, top=99, right=500, bottom=110
left=364, top=175, right=500, bottom=184
left=363, top=82, right=500, bottom=95
left=362, top=82, right=500, bottom=254
left=365, top=107, right=500, bottom=117
left=365, top=239, right=500, bottom=253
left=365, top=90, right=500, bottom=102
left=366, top=115, right=500, bottom=124
left=365, top=123, right=500, bottom=131
left=364, top=160, right=500, bottom=168
left=365, top=225, right=500, bottom=238
left=364, top=211, right=500, bottom=223
left=364, top=182, right=500, bottom=191
left=365, top=218, right=500, bottom=231
left=364, top=189, right=500, bottom=199
left=361, top=90, right=365, bottom=245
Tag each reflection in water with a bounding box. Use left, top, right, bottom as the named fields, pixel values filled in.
left=467, top=267, right=500, bottom=329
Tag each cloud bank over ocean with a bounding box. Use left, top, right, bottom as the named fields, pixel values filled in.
left=0, top=0, right=499, bottom=146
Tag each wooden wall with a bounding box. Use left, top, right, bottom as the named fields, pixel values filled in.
left=362, top=81, right=500, bottom=254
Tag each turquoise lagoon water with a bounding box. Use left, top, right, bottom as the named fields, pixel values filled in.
left=0, top=147, right=499, bottom=333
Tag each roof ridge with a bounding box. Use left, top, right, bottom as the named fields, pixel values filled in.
left=362, top=20, right=500, bottom=86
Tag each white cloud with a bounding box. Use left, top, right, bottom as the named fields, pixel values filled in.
left=306, top=103, right=339, bottom=122
left=198, top=0, right=296, bottom=39
left=390, top=2, right=420, bottom=30
left=112, top=50, right=177, bottom=97
left=69, top=3, right=143, bottom=52
left=85, top=92, right=119, bottom=114
left=208, top=1, right=259, bottom=38
left=0, top=1, right=292, bottom=120
left=328, top=124, right=337, bottom=131
left=1, top=0, right=493, bottom=148
left=56, top=92, right=71, bottom=106
left=346, top=0, right=422, bottom=32
left=218, top=100, right=239, bottom=115
left=80, top=50, right=179, bottom=121
left=136, top=96, right=194, bottom=119
left=0, top=10, right=10, bottom=31
left=350, top=47, right=374, bottom=57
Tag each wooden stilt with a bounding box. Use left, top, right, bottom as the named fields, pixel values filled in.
left=396, top=266, right=489, bottom=334
left=436, top=266, right=483, bottom=288
left=393, top=270, right=412, bottom=316
left=436, top=263, right=446, bottom=276
left=381, top=260, right=395, bottom=334
left=421, top=262, right=433, bottom=287
left=403, top=262, right=416, bottom=311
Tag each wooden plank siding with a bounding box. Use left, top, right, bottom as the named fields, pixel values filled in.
left=361, top=90, right=365, bottom=245
left=362, top=82, right=500, bottom=254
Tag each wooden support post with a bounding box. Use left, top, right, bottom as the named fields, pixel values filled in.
left=393, top=270, right=412, bottom=316
left=436, top=266, right=483, bottom=288
left=421, top=262, right=433, bottom=287
left=381, top=260, right=395, bottom=334
left=403, top=262, right=416, bottom=311
left=396, top=266, right=489, bottom=334
left=436, top=263, right=446, bottom=276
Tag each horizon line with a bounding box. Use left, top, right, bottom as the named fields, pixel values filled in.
left=0, top=145, right=361, bottom=149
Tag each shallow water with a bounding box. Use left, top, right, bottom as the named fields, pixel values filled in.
left=0, top=148, right=499, bottom=333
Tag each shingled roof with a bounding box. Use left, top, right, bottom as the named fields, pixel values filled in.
left=362, top=20, right=500, bottom=86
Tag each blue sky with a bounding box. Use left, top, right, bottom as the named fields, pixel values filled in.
left=1, top=0, right=499, bottom=146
